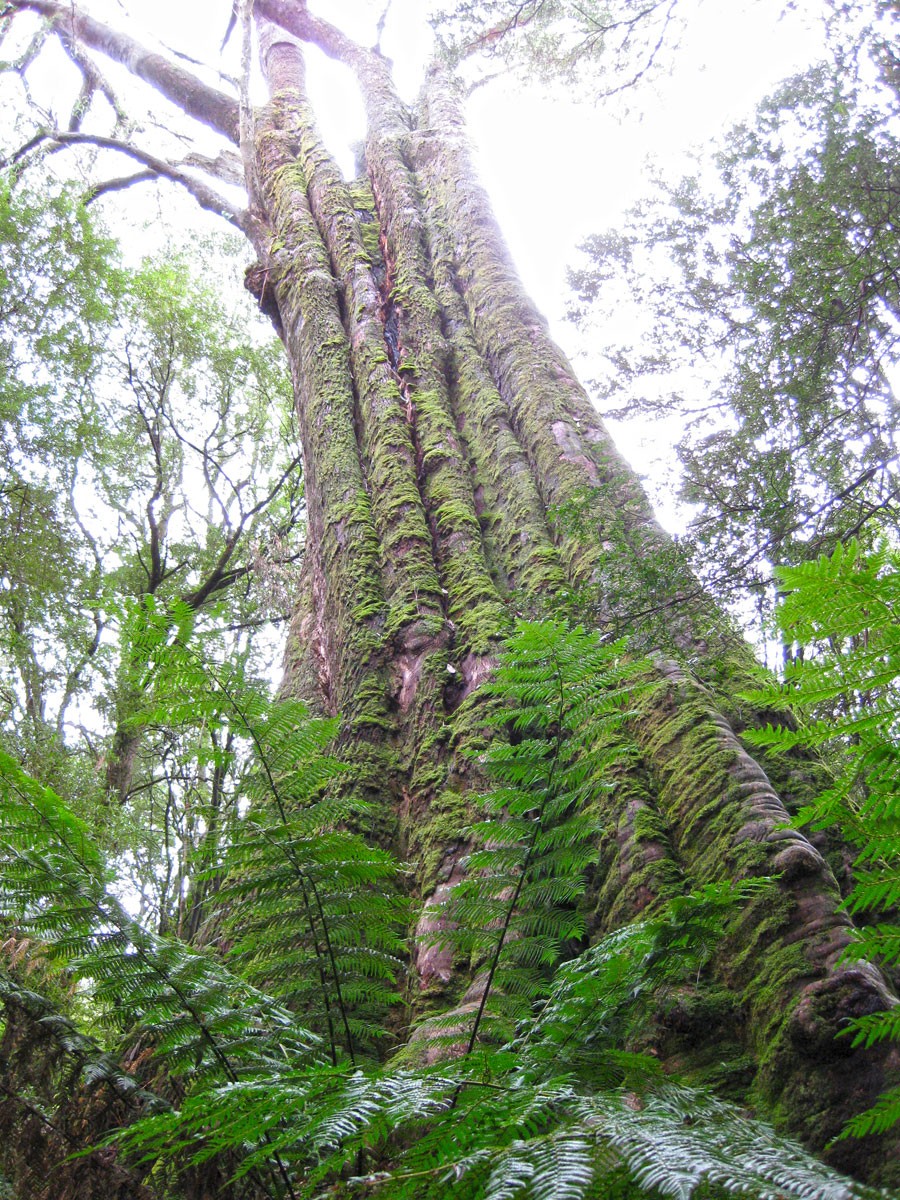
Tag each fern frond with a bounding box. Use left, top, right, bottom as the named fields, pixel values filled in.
left=120, top=597, right=409, bottom=1065
left=838, top=1084, right=900, bottom=1141
left=578, top=1084, right=868, bottom=1200
left=431, top=621, right=640, bottom=1055
left=0, top=969, right=164, bottom=1111
left=742, top=538, right=900, bottom=1141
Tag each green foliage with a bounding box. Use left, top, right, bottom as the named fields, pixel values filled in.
left=544, top=488, right=701, bottom=641
left=0, top=738, right=319, bottom=1076
left=0, top=181, right=123, bottom=788
left=0, top=609, right=402, bottom=1193
left=0, top=182, right=303, bottom=935
left=436, top=620, right=637, bottom=1047
left=743, top=538, right=900, bottom=1140
left=0, top=615, right=872, bottom=1200
left=521, top=879, right=770, bottom=1086
left=0, top=732, right=321, bottom=1199
left=98, top=249, right=302, bottom=619
left=114, top=880, right=864, bottom=1200
left=120, top=598, right=408, bottom=1065
left=0, top=178, right=123, bottom=431
left=571, top=59, right=900, bottom=630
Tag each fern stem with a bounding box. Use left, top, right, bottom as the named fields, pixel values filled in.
left=463, top=665, right=567, bottom=1061
left=179, top=646, right=357, bottom=1067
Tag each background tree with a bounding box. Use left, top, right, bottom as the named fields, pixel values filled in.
left=568, top=13, right=900, bottom=643
left=431, top=0, right=694, bottom=93
left=0, top=179, right=303, bottom=933
left=0, top=0, right=898, bottom=1190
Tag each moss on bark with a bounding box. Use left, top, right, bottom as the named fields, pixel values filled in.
left=248, top=32, right=900, bottom=1182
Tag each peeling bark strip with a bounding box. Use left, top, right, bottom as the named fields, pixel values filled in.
left=253, top=28, right=401, bottom=857
left=415, top=69, right=736, bottom=659
left=274, top=61, right=445, bottom=647
left=4, top=0, right=900, bottom=1184
left=416, top=136, right=568, bottom=601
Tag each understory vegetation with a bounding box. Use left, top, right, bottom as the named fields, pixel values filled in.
left=746, top=540, right=900, bottom=1143
left=0, top=608, right=889, bottom=1200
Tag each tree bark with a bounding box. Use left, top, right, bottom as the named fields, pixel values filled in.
left=243, top=21, right=899, bottom=1183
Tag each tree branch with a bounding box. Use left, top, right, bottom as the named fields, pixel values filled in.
left=374, top=0, right=392, bottom=53
left=221, top=0, right=239, bottom=52
left=35, top=129, right=247, bottom=228
left=180, top=148, right=244, bottom=186
left=256, top=0, right=370, bottom=69
left=6, top=0, right=240, bottom=142
left=84, top=168, right=157, bottom=203
left=55, top=23, right=130, bottom=130
left=238, top=0, right=259, bottom=203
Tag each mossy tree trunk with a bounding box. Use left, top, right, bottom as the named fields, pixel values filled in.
left=241, top=14, right=899, bottom=1182
left=4, top=0, right=899, bottom=1185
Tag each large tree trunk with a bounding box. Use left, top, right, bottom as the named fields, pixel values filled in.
left=2, top=0, right=898, bottom=1186
left=234, top=15, right=900, bottom=1185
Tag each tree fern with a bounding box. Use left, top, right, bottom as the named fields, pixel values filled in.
left=0, top=594, right=403, bottom=1189
left=123, top=597, right=408, bottom=1064
left=0, top=745, right=323, bottom=1198
left=116, top=1046, right=872, bottom=1200
left=744, top=538, right=900, bottom=1139
left=435, top=620, right=638, bottom=1051
left=0, top=967, right=163, bottom=1113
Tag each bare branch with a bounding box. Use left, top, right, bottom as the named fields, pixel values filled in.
left=83, top=168, right=157, bottom=203
left=36, top=129, right=247, bottom=228
left=6, top=0, right=240, bottom=142
left=450, top=0, right=550, bottom=61
left=56, top=24, right=130, bottom=131
left=67, top=75, right=91, bottom=131
left=3, top=127, right=45, bottom=164
left=374, top=0, right=392, bottom=53
left=158, top=38, right=239, bottom=90
left=578, top=0, right=682, bottom=98
left=465, top=68, right=505, bottom=96
left=238, top=0, right=258, bottom=201
left=181, top=458, right=304, bottom=610
left=9, top=15, right=51, bottom=73
left=221, top=0, right=239, bottom=52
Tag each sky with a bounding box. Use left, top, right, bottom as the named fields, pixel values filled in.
left=5, top=0, right=828, bottom=527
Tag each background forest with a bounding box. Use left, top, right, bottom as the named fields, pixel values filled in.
left=1, top=1, right=899, bottom=1198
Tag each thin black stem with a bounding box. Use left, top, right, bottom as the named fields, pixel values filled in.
left=186, top=647, right=357, bottom=1068
left=452, top=653, right=567, bottom=1105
